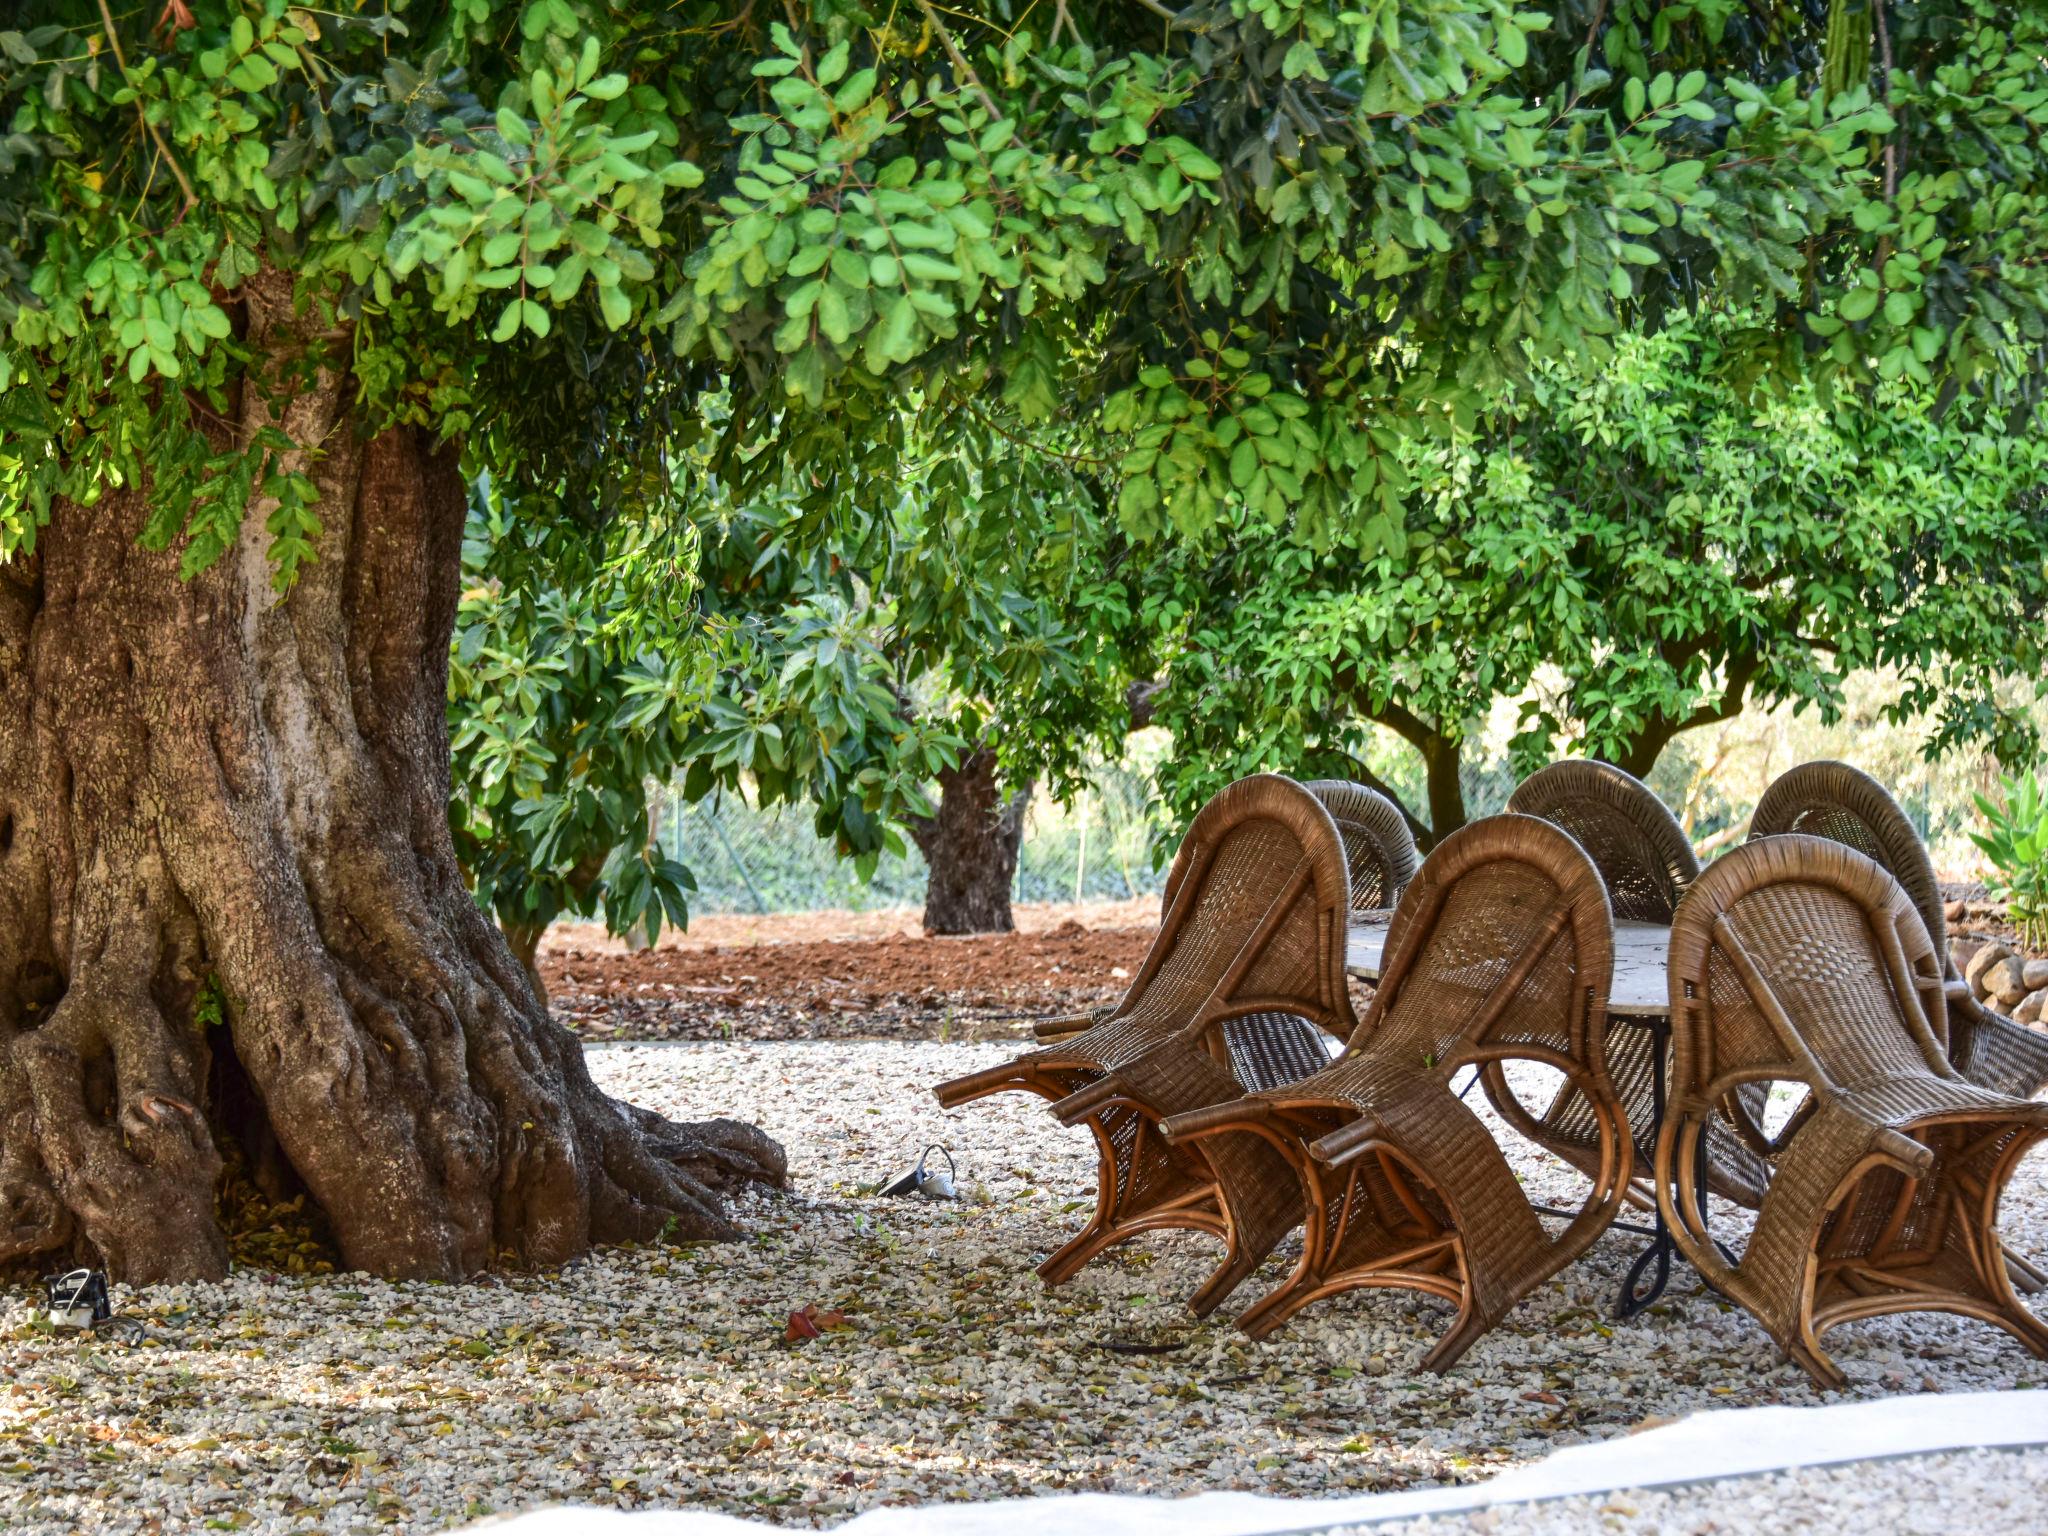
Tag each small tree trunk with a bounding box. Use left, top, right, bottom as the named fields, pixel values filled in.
left=0, top=273, right=782, bottom=1284
left=909, top=750, right=1031, bottom=935
left=1421, top=735, right=1469, bottom=848
left=503, top=922, right=550, bottom=1011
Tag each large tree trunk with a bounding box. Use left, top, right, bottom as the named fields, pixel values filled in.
left=0, top=274, right=782, bottom=1285
left=909, top=750, right=1031, bottom=935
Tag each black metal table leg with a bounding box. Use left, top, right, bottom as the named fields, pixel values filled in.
left=1613, top=1016, right=1712, bottom=1321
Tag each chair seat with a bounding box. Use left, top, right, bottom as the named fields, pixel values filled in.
left=1834, top=1071, right=2048, bottom=1129
left=1220, top=1012, right=1336, bottom=1094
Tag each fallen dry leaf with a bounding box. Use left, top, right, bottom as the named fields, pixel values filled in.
left=785, top=1303, right=851, bottom=1343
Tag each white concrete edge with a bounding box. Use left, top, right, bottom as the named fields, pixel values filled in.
left=473, top=1388, right=2048, bottom=1536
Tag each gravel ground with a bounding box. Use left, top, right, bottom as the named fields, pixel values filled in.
left=1363, top=1445, right=2048, bottom=1534
left=3, top=1040, right=2044, bottom=1535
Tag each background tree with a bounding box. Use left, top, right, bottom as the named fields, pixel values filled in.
left=448, top=491, right=715, bottom=1001
left=1139, top=316, right=2048, bottom=842
left=679, top=424, right=1137, bottom=934
left=1, top=1, right=2043, bottom=1282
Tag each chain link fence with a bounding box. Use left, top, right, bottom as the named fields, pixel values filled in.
left=646, top=682, right=2038, bottom=918
left=648, top=755, right=1174, bottom=918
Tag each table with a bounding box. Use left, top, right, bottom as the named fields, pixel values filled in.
left=1345, top=914, right=1674, bottom=1015
left=1346, top=912, right=1716, bottom=1320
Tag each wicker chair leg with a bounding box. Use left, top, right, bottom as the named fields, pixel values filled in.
left=1990, top=1294, right=2048, bottom=1360
left=1235, top=1272, right=1327, bottom=1341
left=2005, top=1247, right=2048, bottom=1295
left=1188, top=1235, right=1268, bottom=1320
left=1037, top=1219, right=1130, bottom=1288
left=1786, top=1320, right=1851, bottom=1393
left=1419, top=1300, right=1489, bottom=1374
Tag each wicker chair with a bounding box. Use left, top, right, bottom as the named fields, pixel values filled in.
left=1750, top=760, right=2048, bottom=1101
left=933, top=774, right=1358, bottom=1313
left=1164, top=815, right=1628, bottom=1369
left=1656, top=834, right=2048, bottom=1388
left=1017, top=782, right=1419, bottom=1312
left=1498, top=761, right=1771, bottom=1211
left=1027, top=780, right=1417, bottom=1048
left=1300, top=780, right=1421, bottom=913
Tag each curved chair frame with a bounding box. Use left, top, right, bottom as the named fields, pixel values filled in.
left=1029, top=780, right=1417, bottom=1049
left=1750, top=759, right=2048, bottom=1101
left=1657, top=835, right=2048, bottom=1388
left=1506, top=760, right=1698, bottom=923
left=1299, top=780, right=1421, bottom=914
left=1166, top=815, right=1628, bottom=1370
left=933, top=774, right=1357, bottom=1311
left=1497, top=760, right=1771, bottom=1211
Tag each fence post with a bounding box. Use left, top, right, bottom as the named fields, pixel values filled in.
left=708, top=801, right=769, bottom=915
left=1073, top=792, right=1089, bottom=904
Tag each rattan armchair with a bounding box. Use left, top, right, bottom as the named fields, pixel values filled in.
left=1750, top=760, right=2048, bottom=1100
left=1017, top=781, right=1418, bottom=1312
left=1657, top=834, right=2048, bottom=1388
left=1301, top=780, right=1421, bottom=913
left=1164, top=815, right=1628, bottom=1369
left=1498, top=761, right=1770, bottom=1210
left=932, top=774, right=1359, bottom=1312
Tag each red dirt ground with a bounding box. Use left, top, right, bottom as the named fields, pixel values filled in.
left=541, top=902, right=1159, bottom=1042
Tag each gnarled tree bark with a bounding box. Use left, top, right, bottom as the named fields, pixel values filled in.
left=908, top=749, right=1031, bottom=935
left=0, top=274, right=783, bottom=1284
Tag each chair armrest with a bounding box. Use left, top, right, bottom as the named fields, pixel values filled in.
left=1160, top=1096, right=1274, bottom=1141
left=1816, top=1100, right=1937, bottom=1180
left=1032, top=1009, right=1109, bottom=1041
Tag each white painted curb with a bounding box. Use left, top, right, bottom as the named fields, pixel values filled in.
left=474, top=1388, right=2048, bottom=1535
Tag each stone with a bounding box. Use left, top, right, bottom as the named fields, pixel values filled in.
left=1950, top=937, right=1986, bottom=976
left=2014, top=989, right=2048, bottom=1026
left=2024, top=959, right=2048, bottom=991
left=1966, top=942, right=2016, bottom=997
left=1985, top=956, right=2032, bottom=1008
left=1945, top=899, right=1969, bottom=923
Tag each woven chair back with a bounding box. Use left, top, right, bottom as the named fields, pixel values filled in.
left=1507, top=760, right=1698, bottom=925
left=1361, top=814, right=1613, bottom=1075
left=1112, top=774, right=1356, bottom=1040
left=1668, top=835, right=1954, bottom=1106
left=1299, top=780, right=1420, bottom=912
left=1749, top=760, right=1947, bottom=966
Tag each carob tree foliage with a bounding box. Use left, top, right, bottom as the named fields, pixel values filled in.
left=1, top=0, right=2044, bottom=1280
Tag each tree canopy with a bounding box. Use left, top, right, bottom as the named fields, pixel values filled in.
left=1139, top=312, right=2048, bottom=842
left=6, top=1, right=2046, bottom=573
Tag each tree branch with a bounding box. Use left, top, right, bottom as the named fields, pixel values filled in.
left=1875, top=1, right=1900, bottom=201
left=1612, top=650, right=1761, bottom=780
left=97, top=0, right=198, bottom=211
left=912, top=0, right=1004, bottom=122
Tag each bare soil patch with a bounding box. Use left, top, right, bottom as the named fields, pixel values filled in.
left=542, top=905, right=1156, bottom=1042
left=540, top=895, right=1160, bottom=956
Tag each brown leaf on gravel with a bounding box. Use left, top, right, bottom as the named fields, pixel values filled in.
left=1520, top=1390, right=1563, bottom=1405
left=785, top=1303, right=851, bottom=1342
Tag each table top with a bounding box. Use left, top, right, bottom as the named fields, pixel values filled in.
left=1346, top=913, right=1674, bottom=1017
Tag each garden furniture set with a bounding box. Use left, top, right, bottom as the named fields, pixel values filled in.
left=932, top=761, right=2048, bottom=1386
